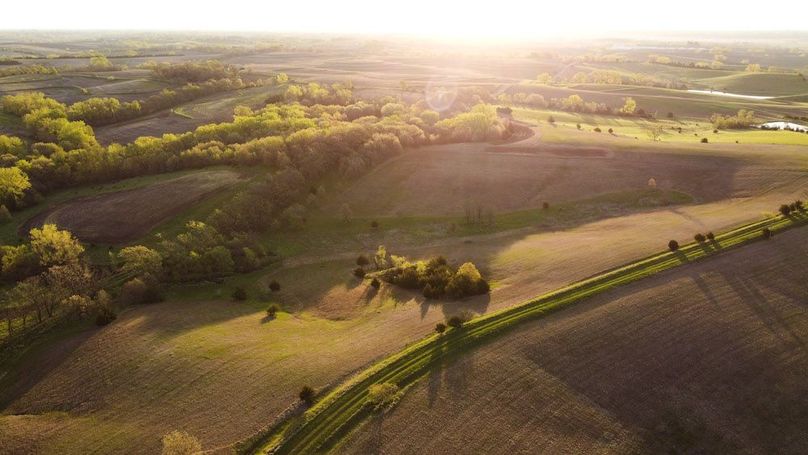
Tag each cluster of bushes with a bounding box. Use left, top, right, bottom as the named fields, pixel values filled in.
left=779, top=200, right=804, bottom=216
left=556, top=69, right=687, bottom=90
left=711, top=110, right=755, bottom=129
left=144, top=60, right=241, bottom=83
left=283, top=82, right=353, bottom=105
left=0, top=64, right=58, bottom=78
left=498, top=93, right=648, bottom=118
left=376, top=253, right=489, bottom=300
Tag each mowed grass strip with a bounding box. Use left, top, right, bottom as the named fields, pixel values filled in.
left=251, top=212, right=808, bottom=455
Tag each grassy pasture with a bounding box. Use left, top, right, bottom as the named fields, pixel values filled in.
left=512, top=107, right=808, bottom=146
left=694, top=71, right=808, bottom=97
left=342, top=225, right=808, bottom=455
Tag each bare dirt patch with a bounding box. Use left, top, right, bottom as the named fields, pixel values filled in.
left=20, top=169, right=242, bottom=244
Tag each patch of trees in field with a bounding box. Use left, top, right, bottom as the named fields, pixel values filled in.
left=0, top=224, right=110, bottom=340
left=711, top=110, right=756, bottom=129
left=535, top=69, right=687, bottom=90
left=0, top=90, right=507, bottom=213
left=498, top=92, right=650, bottom=118
left=370, top=251, right=490, bottom=300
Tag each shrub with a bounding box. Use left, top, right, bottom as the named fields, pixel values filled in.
left=161, top=430, right=201, bottom=455
left=299, top=385, right=315, bottom=405
left=694, top=233, right=706, bottom=243
left=353, top=267, right=366, bottom=278
left=761, top=228, right=772, bottom=239
left=370, top=220, right=379, bottom=229
left=266, top=304, right=279, bottom=319
left=594, top=127, right=602, bottom=133
left=547, top=115, right=555, bottom=124
left=366, top=383, right=400, bottom=411
left=542, top=202, right=550, bottom=210
left=779, top=204, right=792, bottom=216
left=120, top=277, right=162, bottom=305
left=232, top=287, right=247, bottom=301
left=356, top=255, right=370, bottom=267
left=435, top=322, right=446, bottom=334
left=447, top=316, right=463, bottom=329
left=668, top=240, right=679, bottom=251
left=576, top=123, right=581, bottom=130
left=706, top=232, right=715, bottom=241
left=701, top=137, right=708, bottom=143
left=269, top=280, right=281, bottom=292
left=608, top=128, right=614, bottom=134
left=95, top=306, right=117, bottom=326
left=0, top=205, right=10, bottom=223
left=795, top=200, right=804, bottom=211
left=370, top=277, right=381, bottom=289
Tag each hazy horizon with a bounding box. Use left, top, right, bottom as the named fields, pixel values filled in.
left=6, top=0, right=808, bottom=40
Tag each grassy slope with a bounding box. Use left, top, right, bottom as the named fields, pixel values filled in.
left=253, top=212, right=808, bottom=454
left=342, top=225, right=808, bottom=455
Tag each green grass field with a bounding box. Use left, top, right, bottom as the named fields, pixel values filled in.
left=250, top=212, right=808, bottom=454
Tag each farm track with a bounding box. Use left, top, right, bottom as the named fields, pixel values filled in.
left=250, top=212, right=808, bottom=454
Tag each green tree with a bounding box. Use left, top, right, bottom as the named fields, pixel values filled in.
left=29, top=224, right=84, bottom=267
left=0, top=167, right=31, bottom=205
left=118, top=245, right=163, bottom=279
left=620, top=97, right=637, bottom=115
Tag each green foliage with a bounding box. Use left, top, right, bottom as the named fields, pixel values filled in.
left=694, top=233, right=707, bottom=243
left=232, top=287, right=247, bottom=301
left=435, top=104, right=506, bottom=142
left=366, top=382, right=401, bottom=411
left=0, top=167, right=31, bottom=207
left=0, top=134, right=26, bottom=157
left=668, top=240, right=680, bottom=251
left=381, top=255, right=489, bottom=300
left=161, top=430, right=202, bottom=455
left=29, top=224, right=84, bottom=267
left=117, top=245, right=163, bottom=279
left=711, top=110, right=755, bottom=129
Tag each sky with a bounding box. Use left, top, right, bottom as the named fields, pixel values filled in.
left=4, top=0, right=808, bottom=39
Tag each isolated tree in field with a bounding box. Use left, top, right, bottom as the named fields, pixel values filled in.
left=547, top=115, right=555, bottom=124
left=161, top=430, right=201, bottom=455
left=29, top=224, right=84, bottom=267
left=435, top=322, right=446, bottom=334
left=668, top=240, right=679, bottom=251
left=647, top=178, right=657, bottom=188
left=608, top=128, right=614, bottom=134
left=266, top=304, right=279, bottom=319
left=647, top=125, right=664, bottom=142
left=706, top=232, right=715, bottom=241
left=299, top=385, right=316, bottom=405
left=536, top=73, right=554, bottom=84
left=745, top=63, right=762, bottom=72
left=542, top=202, right=550, bottom=210
left=576, top=123, right=581, bottom=130
left=779, top=204, right=792, bottom=216
left=447, top=316, right=463, bottom=329
left=694, top=233, right=706, bottom=243
left=701, top=137, right=709, bottom=143
left=620, top=97, right=637, bottom=115
left=594, top=127, right=602, bottom=133
left=269, top=280, right=281, bottom=292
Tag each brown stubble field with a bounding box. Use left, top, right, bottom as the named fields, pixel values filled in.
left=20, top=169, right=243, bottom=244
left=342, top=226, right=808, bottom=455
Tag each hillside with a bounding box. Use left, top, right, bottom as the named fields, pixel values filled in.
left=342, top=226, right=808, bottom=454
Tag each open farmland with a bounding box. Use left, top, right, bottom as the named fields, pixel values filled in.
left=20, top=169, right=243, bottom=244
left=0, top=28, right=806, bottom=455
left=342, top=226, right=808, bottom=455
